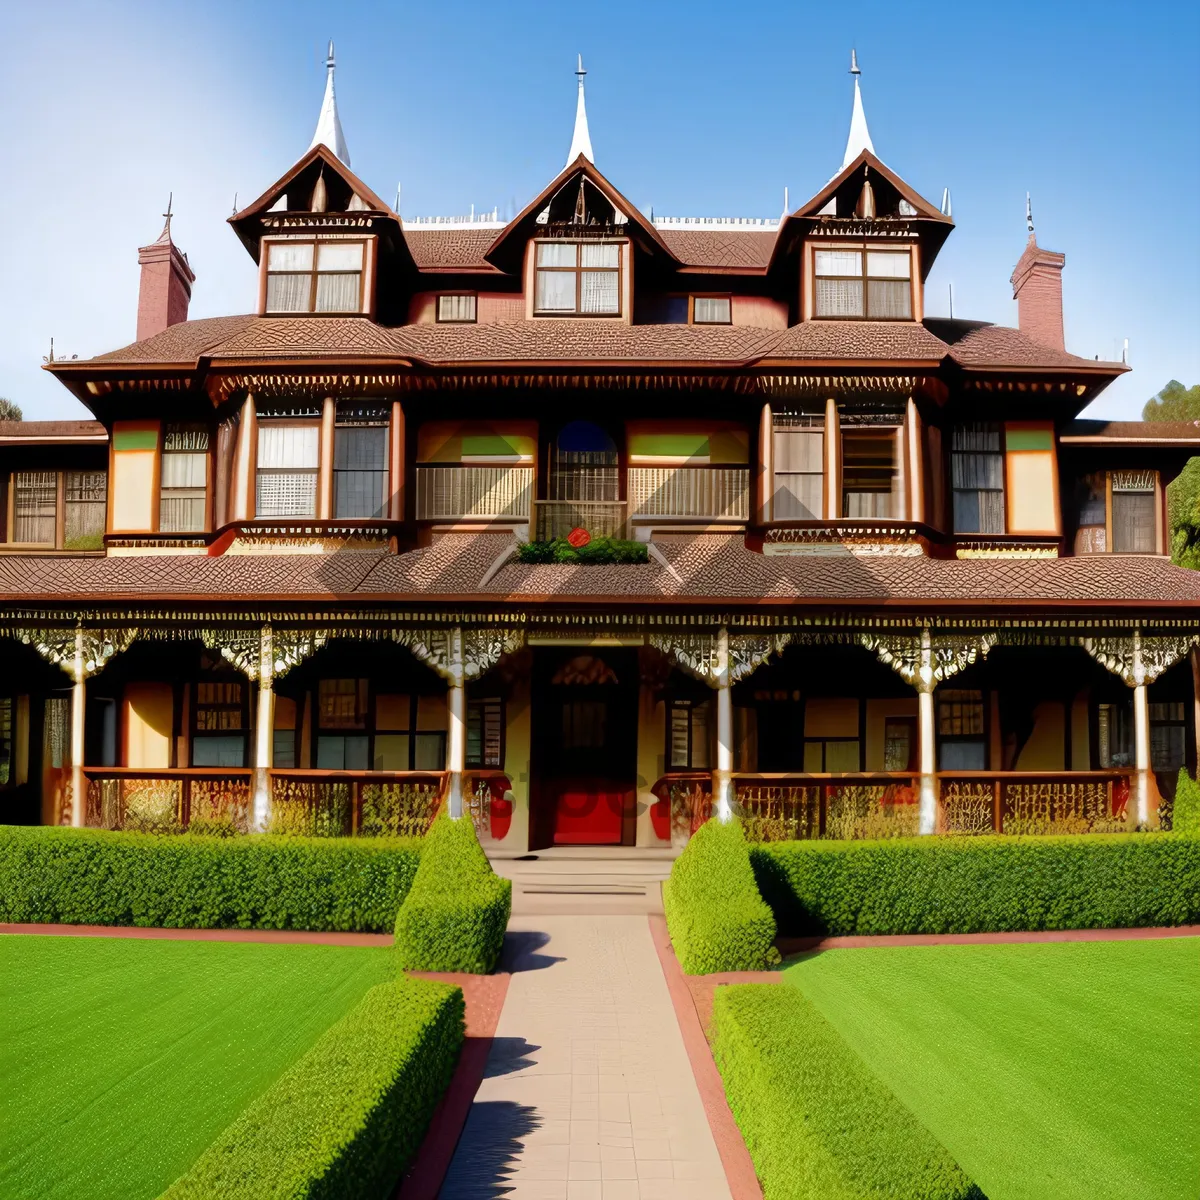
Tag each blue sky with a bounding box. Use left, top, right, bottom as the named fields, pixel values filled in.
left=2, top=0, right=1197, bottom=420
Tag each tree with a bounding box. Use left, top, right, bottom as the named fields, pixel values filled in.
left=1142, top=381, right=1200, bottom=568
left=0, top=397, right=22, bottom=421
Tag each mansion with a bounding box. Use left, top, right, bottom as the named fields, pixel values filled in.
left=3, top=49, right=1198, bottom=849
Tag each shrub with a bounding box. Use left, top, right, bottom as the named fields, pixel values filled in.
left=162, top=977, right=464, bottom=1200
left=516, top=536, right=649, bottom=564
left=663, top=817, right=779, bottom=973
left=712, top=984, right=982, bottom=1200
left=0, top=826, right=420, bottom=931
left=752, top=833, right=1200, bottom=937
left=1172, top=769, right=1200, bottom=834
left=394, top=811, right=511, bottom=973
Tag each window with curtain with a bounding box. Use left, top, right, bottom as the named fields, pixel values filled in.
left=64, top=471, right=107, bottom=549
left=467, top=697, right=504, bottom=768
left=666, top=698, right=710, bottom=770
left=1073, top=472, right=1108, bottom=553
left=813, top=248, right=912, bottom=319
left=437, top=294, right=477, bottom=323
left=841, top=427, right=898, bottom=518
left=1111, top=471, right=1156, bottom=553
left=951, top=424, right=1005, bottom=534
left=693, top=296, right=731, bottom=325
left=937, top=689, right=987, bottom=769
left=333, top=407, right=389, bottom=519
left=191, top=680, right=247, bottom=767
left=264, top=240, right=364, bottom=313
left=159, top=424, right=208, bottom=533
left=534, top=242, right=621, bottom=315
left=772, top=415, right=824, bottom=520
left=256, top=423, right=319, bottom=517
left=13, top=472, right=56, bottom=544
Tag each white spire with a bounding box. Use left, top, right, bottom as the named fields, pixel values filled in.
left=841, top=49, right=875, bottom=169
left=309, top=40, right=350, bottom=166
left=566, top=54, right=594, bottom=166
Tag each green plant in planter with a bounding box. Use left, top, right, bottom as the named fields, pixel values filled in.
left=516, top=537, right=649, bottom=564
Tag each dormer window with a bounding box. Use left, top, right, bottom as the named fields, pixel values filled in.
left=437, top=294, right=477, bottom=324
left=692, top=296, right=732, bottom=325
left=813, top=248, right=912, bottom=320
left=265, top=239, right=365, bottom=313
left=534, top=241, right=621, bottom=316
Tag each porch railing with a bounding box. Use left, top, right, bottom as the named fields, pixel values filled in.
left=535, top=499, right=628, bottom=541
left=734, top=773, right=921, bottom=840
left=83, top=767, right=253, bottom=833
left=268, top=770, right=446, bottom=837
left=938, top=771, right=1133, bottom=835
left=415, top=465, right=533, bottom=521
left=627, top=466, right=750, bottom=521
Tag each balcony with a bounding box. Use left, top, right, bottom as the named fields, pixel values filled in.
left=415, top=465, right=533, bottom=522
left=535, top=500, right=628, bottom=541
left=628, top=466, right=749, bottom=523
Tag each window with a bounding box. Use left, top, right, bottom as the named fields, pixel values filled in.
left=802, top=737, right=861, bottom=772
left=334, top=405, right=389, bottom=519
left=534, top=241, right=621, bottom=315
left=937, top=689, right=986, bottom=770
left=11, top=470, right=107, bottom=548
left=841, top=428, right=898, bottom=518
left=1097, top=700, right=1133, bottom=768
left=373, top=693, right=447, bottom=771
left=160, top=424, right=208, bottom=533
left=192, top=680, right=247, bottom=767
left=1112, top=471, right=1156, bottom=553
left=813, top=248, right=912, bottom=319
left=1150, top=702, right=1187, bottom=773
left=667, top=698, right=710, bottom=770
left=1074, top=472, right=1108, bottom=553
left=437, top=294, right=477, bottom=323
left=264, top=240, right=365, bottom=313
left=467, top=697, right=504, bottom=768
left=317, top=678, right=369, bottom=770
left=256, top=421, right=319, bottom=517
left=951, top=424, right=1005, bottom=534
left=772, top=415, right=824, bottom=520
left=883, top=718, right=917, bottom=771
left=693, top=296, right=731, bottom=325
left=0, top=697, right=11, bottom=786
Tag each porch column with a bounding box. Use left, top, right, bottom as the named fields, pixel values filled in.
left=446, top=626, right=466, bottom=818
left=714, top=626, right=735, bottom=822
left=69, top=626, right=86, bottom=828
left=252, top=624, right=275, bottom=832
left=1131, top=629, right=1151, bottom=827
left=915, top=628, right=938, bottom=835
left=756, top=401, right=773, bottom=524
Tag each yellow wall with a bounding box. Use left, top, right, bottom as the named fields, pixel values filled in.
left=865, top=698, right=919, bottom=771
left=1005, top=422, right=1060, bottom=535
left=804, top=698, right=859, bottom=739
left=14, top=695, right=29, bottom=786
left=110, top=420, right=160, bottom=532
left=498, top=675, right=532, bottom=850
left=1014, top=702, right=1066, bottom=770
left=123, top=682, right=173, bottom=768
left=636, top=684, right=668, bottom=846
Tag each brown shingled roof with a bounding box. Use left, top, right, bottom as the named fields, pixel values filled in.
left=404, top=228, right=500, bottom=270
left=656, top=230, right=776, bottom=270
left=0, top=420, right=106, bottom=441
left=924, top=319, right=1124, bottom=372
left=1061, top=419, right=1200, bottom=443
left=766, top=321, right=949, bottom=362
left=89, top=315, right=257, bottom=364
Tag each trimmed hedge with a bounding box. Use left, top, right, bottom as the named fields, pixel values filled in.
left=1173, top=769, right=1200, bottom=834
left=712, top=984, right=982, bottom=1200
left=752, top=832, right=1200, bottom=937
left=394, top=812, right=511, bottom=973
left=161, top=977, right=464, bottom=1199
left=0, top=826, right=420, bottom=932
left=663, top=817, right=779, bottom=974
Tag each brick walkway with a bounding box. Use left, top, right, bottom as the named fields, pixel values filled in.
left=438, top=915, right=732, bottom=1200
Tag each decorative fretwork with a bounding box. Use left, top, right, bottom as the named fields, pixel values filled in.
left=359, top=781, right=442, bottom=838
left=858, top=628, right=997, bottom=692
left=649, top=631, right=792, bottom=687
left=201, top=626, right=327, bottom=681
left=825, top=783, right=920, bottom=840
left=269, top=776, right=352, bottom=837
left=1003, top=778, right=1128, bottom=835
left=17, top=626, right=137, bottom=681
left=394, top=627, right=524, bottom=684
left=735, top=784, right=818, bottom=841
left=939, top=781, right=995, bottom=835
left=1079, top=632, right=1199, bottom=686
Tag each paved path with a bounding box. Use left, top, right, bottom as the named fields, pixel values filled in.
left=439, top=915, right=732, bottom=1200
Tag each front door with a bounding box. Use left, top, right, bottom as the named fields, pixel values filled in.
left=532, top=650, right=638, bottom=847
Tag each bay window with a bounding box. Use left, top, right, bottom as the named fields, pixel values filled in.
left=951, top=424, right=1005, bottom=534
left=813, top=247, right=913, bottom=319
left=264, top=240, right=365, bottom=314
left=534, top=241, right=621, bottom=315
left=159, top=424, right=208, bottom=533
left=256, top=419, right=319, bottom=518
left=333, top=404, right=389, bottom=519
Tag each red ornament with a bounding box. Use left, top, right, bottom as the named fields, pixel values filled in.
left=566, top=527, right=591, bottom=548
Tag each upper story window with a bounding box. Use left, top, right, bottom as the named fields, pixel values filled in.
left=10, top=469, right=106, bottom=549
left=842, top=412, right=902, bottom=519
left=256, top=414, right=319, bottom=518
left=437, top=294, right=477, bottom=323
left=160, top=424, right=208, bottom=533
left=951, top=424, right=1005, bottom=534
left=692, top=296, right=732, bottom=325
left=1076, top=471, right=1157, bottom=554
left=772, top=415, right=824, bottom=520
left=814, top=248, right=912, bottom=320
left=534, top=241, right=621, bottom=316
left=265, top=240, right=365, bottom=313
left=334, top=403, right=389, bottom=519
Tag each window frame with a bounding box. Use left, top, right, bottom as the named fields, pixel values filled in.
left=6, top=468, right=109, bottom=550
left=811, top=244, right=915, bottom=321
left=532, top=239, right=624, bottom=318
left=190, top=677, right=250, bottom=768
left=665, top=696, right=711, bottom=771
left=690, top=294, right=733, bottom=326
left=1149, top=700, right=1187, bottom=774
left=771, top=414, right=825, bottom=521
left=332, top=404, right=390, bottom=520
left=309, top=679, right=449, bottom=773
left=1073, top=470, right=1160, bottom=556
left=159, top=423, right=211, bottom=534
left=951, top=423, right=1006, bottom=536
left=254, top=417, right=321, bottom=519
left=466, top=694, right=505, bottom=769
left=840, top=423, right=901, bottom=519
left=936, top=688, right=989, bottom=770
left=435, top=293, right=478, bottom=324
left=261, top=237, right=368, bottom=316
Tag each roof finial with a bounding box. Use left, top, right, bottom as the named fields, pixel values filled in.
left=841, top=49, right=875, bottom=169
left=309, top=39, right=350, bottom=166
left=940, top=187, right=952, bottom=218
left=156, top=192, right=174, bottom=243
left=1026, top=191, right=1034, bottom=235
left=566, top=53, right=594, bottom=166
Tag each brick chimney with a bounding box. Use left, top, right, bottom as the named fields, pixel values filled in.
left=136, top=205, right=195, bottom=342
left=1010, top=232, right=1066, bottom=352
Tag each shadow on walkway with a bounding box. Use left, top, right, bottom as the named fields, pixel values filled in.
left=436, top=1100, right=540, bottom=1198
left=501, top=929, right=563, bottom=973
left=482, top=1036, right=541, bottom=1079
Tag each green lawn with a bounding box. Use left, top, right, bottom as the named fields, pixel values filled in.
left=784, top=938, right=1200, bottom=1200
left=0, top=935, right=394, bottom=1200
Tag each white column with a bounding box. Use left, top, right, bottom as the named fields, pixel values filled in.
left=916, top=627, right=938, bottom=835
left=446, top=626, right=466, bottom=818
left=251, top=624, right=275, bottom=832
left=714, top=626, right=735, bottom=822
left=1132, top=629, right=1151, bottom=827
left=70, top=626, right=86, bottom=828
